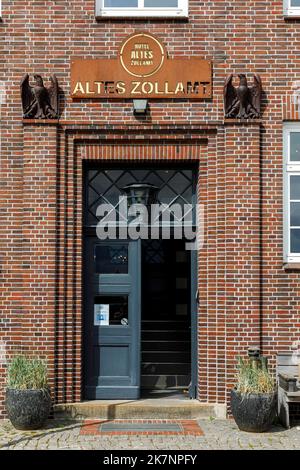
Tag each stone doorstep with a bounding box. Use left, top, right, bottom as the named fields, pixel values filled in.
left=54, top=399, right=226, bottom=420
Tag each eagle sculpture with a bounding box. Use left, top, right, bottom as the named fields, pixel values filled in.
left=21, top=74, right=58, bottom=119
left=224, top=74, right=262, bottom=119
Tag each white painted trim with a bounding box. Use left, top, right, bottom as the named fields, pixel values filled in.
left=283, top=0, right=300, bottom=16
left=283, top=126, right=289, bottom=262
left=283, top=123, right=300, bottom=262
left=95, top=0, right=188, bottom=17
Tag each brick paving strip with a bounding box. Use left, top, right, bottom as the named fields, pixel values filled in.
left=80, top=419, right=203, bottom=436
left=0, top=419, right=299, bottom=450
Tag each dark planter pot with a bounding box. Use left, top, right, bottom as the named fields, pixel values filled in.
left=5, top=388, right=51, bottom=430
left=230, top=388, right=277, bottom=433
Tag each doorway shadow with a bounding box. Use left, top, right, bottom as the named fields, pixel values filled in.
left=141, top=389, right=190, bottom=400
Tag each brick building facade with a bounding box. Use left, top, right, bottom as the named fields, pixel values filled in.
left=1, top=1, right=300, bottom=417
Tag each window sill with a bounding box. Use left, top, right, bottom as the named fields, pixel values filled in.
left=95, top=14, right=188, bottom=21
left=283, top=262, right=300, bottom=271
left=95, top=7, right=188, bottom=19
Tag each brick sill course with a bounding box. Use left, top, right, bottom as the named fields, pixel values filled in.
left=22, top=119, right=59, bottom=125
left=224, top=118, right=262, bottom=126
left=284, top=15, right=300, bottom=20
left=22, top=118, right=262, bottom=128
left=22, top=119, right=221, bottom=129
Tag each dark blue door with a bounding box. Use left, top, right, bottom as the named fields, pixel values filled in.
left=84, top=238, right=141, bottom=399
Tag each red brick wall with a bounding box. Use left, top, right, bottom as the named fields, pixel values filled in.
left=1, top=1, right=300, bottom=417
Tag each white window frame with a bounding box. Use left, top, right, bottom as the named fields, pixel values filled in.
left=95, top=0, right=188, bottom=18
left=283, top=0, right=300, bottom=16
left=283, top=123, right=300, bottom=263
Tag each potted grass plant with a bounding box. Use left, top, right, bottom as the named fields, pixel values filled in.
left=231, top=356, right=277, bottom=432
left=5, top=356, right=51, bottom=430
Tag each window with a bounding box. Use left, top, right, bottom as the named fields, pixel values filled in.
left=283, top=124, right=300, bottom=263
left=95, top=244, right=128, bottom=274
left=95, top=0, right=188, bottom=17
left=283, top=0, right=300, bottom=16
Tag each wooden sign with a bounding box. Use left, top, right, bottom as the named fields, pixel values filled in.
left=71, top=32, right=212, bottom=100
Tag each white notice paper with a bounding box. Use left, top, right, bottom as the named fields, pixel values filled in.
left=94, top=304, right=109, bottom=326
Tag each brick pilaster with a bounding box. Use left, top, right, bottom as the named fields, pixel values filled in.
left=224, top=122, right=261, bottom=407
left=21, top=122, right=59, bottom=399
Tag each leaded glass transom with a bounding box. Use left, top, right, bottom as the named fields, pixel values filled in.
left=84, top=167, right=196, bottom=227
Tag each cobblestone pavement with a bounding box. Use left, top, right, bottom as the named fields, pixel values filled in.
left=0, top=419, right=299, bottom=450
